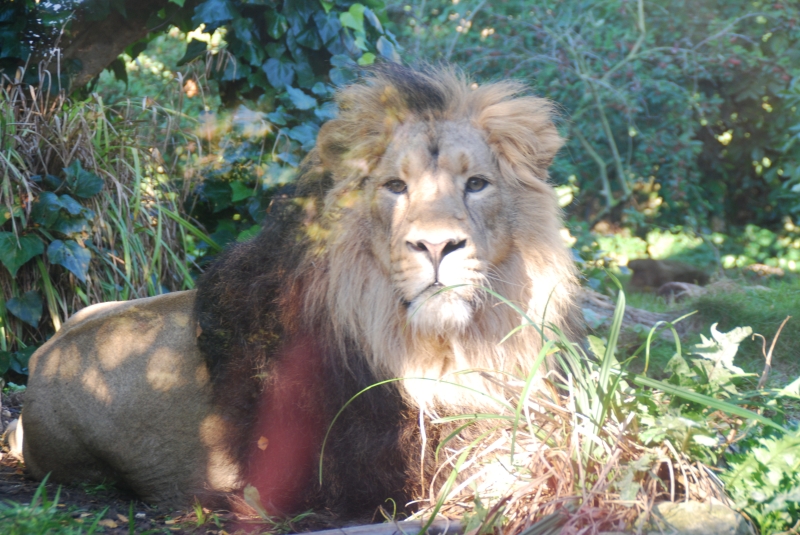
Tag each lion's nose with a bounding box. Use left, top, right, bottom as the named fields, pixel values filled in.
left=407, top=239, right=466, bottom=281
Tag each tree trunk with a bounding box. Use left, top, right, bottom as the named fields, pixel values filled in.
left=54, top=0, right=198, bottom=91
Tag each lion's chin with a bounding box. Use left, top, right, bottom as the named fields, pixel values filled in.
left=406, top=291, right=475, bottom=335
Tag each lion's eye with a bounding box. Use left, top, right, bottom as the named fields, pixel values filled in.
left=465, top=176, right=489, bottom=193
left=384, top=179, right=408, bottom=194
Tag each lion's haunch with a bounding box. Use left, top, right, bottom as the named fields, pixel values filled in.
left=246, top=337, right=326, bottom=514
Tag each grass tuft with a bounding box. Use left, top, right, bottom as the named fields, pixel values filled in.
left=0, top=71, right=210, bottom=357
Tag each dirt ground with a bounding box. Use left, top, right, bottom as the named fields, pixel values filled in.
left=0, top=391, right=258, bottom=535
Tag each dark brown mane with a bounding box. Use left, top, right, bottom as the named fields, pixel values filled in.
left=194, top=155, right=432, bottom=519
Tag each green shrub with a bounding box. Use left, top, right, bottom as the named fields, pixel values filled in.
left=386, top=0, right=800, bottom=232
left=0, top=81, right=206, bottom=376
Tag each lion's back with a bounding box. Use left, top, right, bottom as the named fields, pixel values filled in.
left=21, top=290, right=239, bottom=503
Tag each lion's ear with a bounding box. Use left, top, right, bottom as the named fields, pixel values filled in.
left=477, top=97, right=563, bottom=185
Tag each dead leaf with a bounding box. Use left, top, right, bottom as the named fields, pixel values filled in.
left=98, top=519, right=118, bottom=528
left=165, top=519, right=177, bottom=525
left=243, top=484, right=270, bottom=520
left=117, top=513, right=129, bottom=523
left=258, top=436, right=269, bottom=450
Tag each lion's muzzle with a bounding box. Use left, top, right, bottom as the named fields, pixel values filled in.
left=406, top=238, right=467, bottom=286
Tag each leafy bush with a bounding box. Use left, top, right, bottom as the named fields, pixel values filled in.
left=386, top=0, right=800, bottom=232
left=0, top=81, right=204, bottom=376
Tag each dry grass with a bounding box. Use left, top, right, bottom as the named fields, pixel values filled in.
left=412, top=378, right=729, bottom=535
left=406, top=292, right=743, bottom=535
left=0, top=72, right=211, bottom=353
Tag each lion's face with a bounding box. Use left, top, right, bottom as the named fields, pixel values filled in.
left=365, top=120, right=514, bottom=334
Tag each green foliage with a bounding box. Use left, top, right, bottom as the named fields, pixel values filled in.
left=723, top=426, right=800, bottom=534
left=0, top=0, right=72, bottom=85
left=387, top=0, right=800, bottom=232
left=0, top=477, right=106, bottom=535
left=0, top=80, right=204, bottom=377
left=180, top=0, right=400, bottom=247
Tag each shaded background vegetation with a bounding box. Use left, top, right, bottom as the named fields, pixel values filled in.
left=0, top=0, right=797, bottom=378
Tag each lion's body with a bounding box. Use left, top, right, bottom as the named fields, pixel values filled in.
left=20, top=291, right=238, bottom=503
left=19, top=65, right=582, bottom=519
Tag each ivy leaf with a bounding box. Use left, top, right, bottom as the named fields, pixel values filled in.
left=330, top=54, right=356, bottom=68
left=48, top=239, right=92, bottom=282
left=30, top=192, right=64, bottom=227
left=236, top=224, right=261, bottom=243
left=288, top=123, right=319, bottom=150
left=357, top=52, right=375, bottom=66
left=230, top=181, right=255, bottom=202
left=9, top=346, right=36, bottom=375
left=177, top=39, right=208, bottom=66
left=107, top=57, right=128, bottom=85
left=0, top=232, right=44, bottom=276
left=201, top=181, right=233, bottom=212
left=376, top=36, right=400, bottom=62
left=264, top=43, right=286, bottom=60
left=314, top=12, right=342, bottom=44
left=587, top=335, right=607, bottom=361
left=266, top=108, right=288, bottom=126
left=265, top=12, right=288, bottom=40
left=6, top=290, right=43, bottom=328
left=285, top=86, right=317, bottom=110
left=311, top=82, right=330, bottom=96
left=192, top=0, right=237, bottom=29
left=340, top=3, right=365, bottom=33
left=51, top=213, right=91, bottom=236
left=58, top=195, right=84, bottom=215
left=263, top=58, right=295, bottom=88
left=296, top=26, right=322, bottom=50
left=314, top=102, right=338, bottom=121
left=330, top=67, right=355, bottom=87
left=63, top=160, right=103, bottom=198
left=363, top=7, right=383, bottom=33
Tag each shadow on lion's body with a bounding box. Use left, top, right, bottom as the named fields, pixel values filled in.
left=19, top=65, right=583, bottom=522
left=21, top=291, right=238, bottom=503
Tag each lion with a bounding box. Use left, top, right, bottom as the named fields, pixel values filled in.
left=18, top=65, right=582, bottom=520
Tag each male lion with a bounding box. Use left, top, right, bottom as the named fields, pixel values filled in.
left=19, top=65, right=581, bottom=520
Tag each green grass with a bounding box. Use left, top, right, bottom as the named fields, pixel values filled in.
left=691, top=279, right=800, bottom=383
left=0, top=477, right=106, bottom=535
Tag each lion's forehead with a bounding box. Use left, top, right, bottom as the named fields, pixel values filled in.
left=381, top=121, right=494, bottom=178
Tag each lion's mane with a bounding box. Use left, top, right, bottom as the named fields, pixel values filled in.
left=195, top=64, right=581, bottom=519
